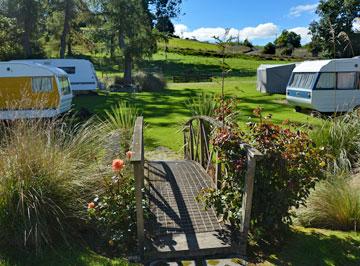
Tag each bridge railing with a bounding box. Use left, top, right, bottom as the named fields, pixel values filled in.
left=130, top=116, right=145, bottom=257
left=183, top=115, right=262, bottom=253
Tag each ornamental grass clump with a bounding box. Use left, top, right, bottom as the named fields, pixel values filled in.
left=0, top=119, right=107, bottom=254
left=297, top=175, right=360, bottom=231
left=310, top=111, right=360, bottom=173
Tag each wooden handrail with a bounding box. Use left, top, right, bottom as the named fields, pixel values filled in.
left=183, top=115, right=263, bottom=255
left=130, top=117, right=145, bottom=257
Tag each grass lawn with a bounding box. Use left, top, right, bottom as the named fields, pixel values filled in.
left=0, top=248, right=134, bottom=266
left=254, top=226, right=360, bottom=266
left=75, top=51, right=319, bottom=151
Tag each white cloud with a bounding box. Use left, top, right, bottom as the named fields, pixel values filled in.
left=353, top=18, right=360, bottom=32
left=289, top=27, right=312, bottom=44
left=174, top=24, right=188, bottom=37
left=174, top=23, right=279, bottom=42
left=289, top=4, right=317, bottom=17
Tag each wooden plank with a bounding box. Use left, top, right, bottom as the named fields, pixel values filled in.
left=239, top=147, right=262, bottom=254
left=130, top=116, right=145, bottom=257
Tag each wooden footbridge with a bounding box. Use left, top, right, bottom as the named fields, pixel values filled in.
left=130, top=116, right=262, bottom=262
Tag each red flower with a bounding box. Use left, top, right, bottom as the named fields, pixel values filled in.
left=126, top=151, right=134, bottom=160
left=112, top=159, right=125, bottom=172
left=88, top=202, right=95, bottom=209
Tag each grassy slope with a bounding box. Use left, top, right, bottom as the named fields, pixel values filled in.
left=76, top=51, right=318, bottom=151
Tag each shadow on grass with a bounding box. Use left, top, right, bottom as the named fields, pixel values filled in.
left=0, top=248, right=130, bottom=266
left=250, top=228, right=360, bottom=266
left=138, top=59, right=257, bottom=79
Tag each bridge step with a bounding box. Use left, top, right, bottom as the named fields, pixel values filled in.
left=144, top=160, right=242, bottom=261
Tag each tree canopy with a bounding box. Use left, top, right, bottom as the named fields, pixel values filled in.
left=309, top=0, right=360, bottom=57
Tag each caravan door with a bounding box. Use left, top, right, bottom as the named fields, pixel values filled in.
left=335, top=72, right=360, bottom=112
left=313, top=72, right=337, bottom=112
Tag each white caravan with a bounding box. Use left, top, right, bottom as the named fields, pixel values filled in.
left=13, top=59, right=99, bottom=92
left=286, top=58, right=360, bottom=112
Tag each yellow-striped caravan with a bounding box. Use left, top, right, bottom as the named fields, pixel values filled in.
left=0, top=62, right=73, bottom=120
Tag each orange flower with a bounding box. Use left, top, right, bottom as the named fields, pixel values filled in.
left=112, top=159, right=125, bottom=172
left=126, top=151, right=134, bottom=160
left=88, top=202, right=95, bottom=209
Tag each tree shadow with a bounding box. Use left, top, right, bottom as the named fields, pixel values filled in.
left=138, top=59, right=256, bottom=79
left=249, top=228, right=360, bottom=266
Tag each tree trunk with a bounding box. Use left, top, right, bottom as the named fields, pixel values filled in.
left=67, top=29, right=73, bottom=56
left=118, top=32, right=132, bottom=85
left=60, top=0, right=72, bottom=58
left=22, top=30, right=32, bottom=58
left=110, top=33, right=115, bottom=59
left=124, top=52, right=132, bottom=85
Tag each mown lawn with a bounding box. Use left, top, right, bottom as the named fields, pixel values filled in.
left=254, top=226, right=360, bottom=266
left=0, top=248, right=134, bottom=266
left=75, top=51, right=319, bottom=151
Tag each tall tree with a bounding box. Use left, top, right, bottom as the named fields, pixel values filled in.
left=275, top=30, right=301, bottom=49
left=309, top=0, right=360, bottom=58
left=59, top=0, right=75, bottom=58
left=1, top=0, right=44, bottom=58
left=92, top=0, right=182, bottom=85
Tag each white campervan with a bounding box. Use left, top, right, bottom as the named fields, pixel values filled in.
left=12, top=59, right=99, bottom=92
left=286, top=58, right=360, bottom=113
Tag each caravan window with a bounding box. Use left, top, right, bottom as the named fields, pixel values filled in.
left=59, top=67, right=76, bottom=74
left=316, top=73, right=336, bottom=90
left=32, top=77, right=53, bottom=92
left=59, top=77, right=71, bottom=95
left=289, top=73, right=317, bottom=89
left=337, top=72, right=357, bottom=90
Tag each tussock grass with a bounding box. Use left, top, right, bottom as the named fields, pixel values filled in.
left=297, top=175, right=360, bottom=231
left=185, top=92, right=217, bottom=117
left=310, top=112, right=360, bottom=173
left=0, top=118, right=110, bottom=254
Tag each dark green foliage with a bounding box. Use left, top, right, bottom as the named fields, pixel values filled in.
left=263, top=42, right=276, bottom=54
left=309, top=0, right=360, bottom=57
left=275, top=30, right=301, bottom=49
left=0, top=16, right=23, bottom=60
left=243, top=38, right=254, bottom=49
left=199, top=107, right=327, bottom=241
left=155, top=16, right=175, bottom=34
left=88, top=168, right=137, bottom=252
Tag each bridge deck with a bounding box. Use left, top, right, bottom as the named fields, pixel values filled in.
left=145, top=160, right=238, bottom=260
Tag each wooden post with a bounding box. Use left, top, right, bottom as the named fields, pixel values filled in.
left=189, top=123, right=194, bottom=160
left=200, top=120, right=206, bottom=167
left=240, top=147, right=262, bottom=255
left=214, top=150, right=221, bottom=190
left=130, top=117, right=145, bottom=258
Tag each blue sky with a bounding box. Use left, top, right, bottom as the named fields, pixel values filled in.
left=172, top=0, right=320, bottom=45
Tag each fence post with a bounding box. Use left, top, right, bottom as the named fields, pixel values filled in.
left=240, top=147, right=262, bottom=255
left=130, top=117, right=145, bottom=258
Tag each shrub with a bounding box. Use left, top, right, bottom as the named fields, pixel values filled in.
left=310, top=111, right=360, bottom=173
left=297, top=176, right=360, bottom=231
left=263, top=42, right=276, bottom=55
left=199, top=108, right=327, bottom=240
left=185, top=93, right=218, bottom=117
left=133, top=71, right=167, bottom=91
left=0, top=119, right=107, bottom=253
left=87, top=157, right=137, bottom=252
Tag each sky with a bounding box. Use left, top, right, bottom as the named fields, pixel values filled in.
left=172, top=0, right=322, bottom=45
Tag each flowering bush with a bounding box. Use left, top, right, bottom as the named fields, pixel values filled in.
left=199, top=107, right=327, bottom=240
left=88, top=154, right=137, bottom=253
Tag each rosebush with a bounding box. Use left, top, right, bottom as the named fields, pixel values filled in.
left=88, top=156, right=137, bottom=253
left=199, top=107, right=327, bottom=240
